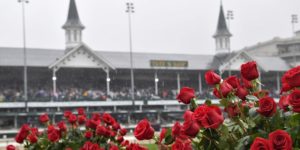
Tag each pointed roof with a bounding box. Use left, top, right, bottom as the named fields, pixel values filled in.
left=63, top=0, right=85, bottom=29
left=213, top=3, right=231, bottom=37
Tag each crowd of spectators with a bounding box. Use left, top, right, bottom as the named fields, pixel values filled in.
left=0, top=85, right=280, bottom=102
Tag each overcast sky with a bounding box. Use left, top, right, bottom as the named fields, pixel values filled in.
left=0, top=0, right=299, bottom=55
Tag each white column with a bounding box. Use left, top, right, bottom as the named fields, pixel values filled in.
left=276, top=72, right=281, bottom=93
left=106, top=69, right=110, bottom=97
left=154, top=71, right=158, bottom=95
left=198, top=72, right=202, bottom=94
left=52, top=69, right=57, bottom=99
left=177, top=73, right=181, bottom=93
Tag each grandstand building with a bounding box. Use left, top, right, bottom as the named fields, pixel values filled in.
left=0, top=0, right=297, bottom=138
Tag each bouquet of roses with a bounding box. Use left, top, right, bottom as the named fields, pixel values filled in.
left=7, top=108, right=148, bottom=150
left=133, top=61, right=300, bottom=150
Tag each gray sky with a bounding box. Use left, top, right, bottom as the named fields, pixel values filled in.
left=0, top=0, right=299, bottom=55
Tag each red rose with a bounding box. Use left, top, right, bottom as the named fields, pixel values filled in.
left=119, top=128, right=127, bottom=136
left=172, top=121, right=181, bottom=138
left=6, top=145, right=16, bottom=150
left=256, top=97, right=277, bottom=117
left=86, top=119, right=100, bottom=129
left=287, top=89, right=300, bottom=113
left=241, top=61, right=259, bottom=81
left=27, top=133, right=38, bottom=144
left=283, top=66, right=300, bottom=88
left=68, top=114, right=77, bottom=124
left=279, top=95, right=289, bottom=111
left=194, top=105, right=224, bottom=129
left=220, top=81, right=233, bottom=97
left=96, top=125, right=107, bottom=136
left=117, top=136, right=124, bottom=143
left=110, top=131, right=117, bottom=137
left=102, top=113, right=116, bottom=125
left=236, top=86, right=248, bottom=100
left=92, top=113, right=101, bottom=121
left=281, top=82, right=292, bottom=94
left=57, top=121, right=67, bottom=132
left=77, top=107, right=85, bottom=115
left=134, top=119, right=154, bottom=140
left=176, top=87, right=195, bottom=104
left=64, top=110, right=72, bottom=118
left=171, top=138, right=192, bottom=150
left=159, top=128, right=167, bottom=143
left=224, top=103, right=240, bottom=118
left=225, top=76, right=240, bottom=88
left=109, top=145, right=119, bottom=150
left=121, top=140, right=129, bottom=147
left=39, top=113, right=49, bottom=123
left=85, top=131, right=93, bottom=139
left=129, top=143, right=148, bottom=150
left=15, top=124, right=30, bottom=143
left=205, top=70, right=221, bottom=85
left=269, top=130, right=292, bottom=150
left=250, top=137, right=272, bottom=150
left=78, top=115, right=87, bottom=124
left=48, top=129, right=60, bottom=142
left=213, top=88, right=221, bottom=98
left=242, top=77, right=253, bottom=89
left=31, top=128, right=39, bottom=135
left=112, top=122, right=121, bottom=131
left=181, top=111, right=200, bottom=137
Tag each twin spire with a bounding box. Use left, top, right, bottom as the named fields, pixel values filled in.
left=213, top=1, right=232, bottom=54
left=62, top=0, right=232, bottom=54
left=63, top=0, right=84, bottom=52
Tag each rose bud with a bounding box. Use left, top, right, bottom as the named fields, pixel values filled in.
left=242, top=77, right=253, bottom=89
left=112, top=122, right=121, bottom=131
left=47, top=129, right=60, bottom=142
left=77, top=107, right=85, bottom=116
left=6, top=145, right=16, bottom=150
left=213, top=88, right=221, bottom=98
left=205, top=70, right=221, bottom=85
left=64, top=110, right=72, bottom=118
left=134, top=119, right=155, bottom=140
left=96, top=125, right=107, bottom=136
left=256, top=97, right=277, bottom=117
left=102, top=113, right=116, bottom=125
left=225, top=76, right=240, bottom=89
left=117, top=136, right=124, bottom=143
left=57, top=121, right=67, bottom=132
left=68, top=114, right=77, bottom=124
left=224, top=103, right=240, bottom=118
left=15, top=124, right=30, bottom=143
left=279, top=95, right=289, bottom=111
left=171, top=138, right=192, bottom=150
left=39, top=113, right=49, bottom=124
left=176, top=87, right=195, bottom=104
left=78, top=115, right=86, bottom=125
left=220, top=81, right=233, bottom=97
left=287, top=89, right=300, bottom=113
left=236, top=86, right=248, bottom=100
left=119, top=128, right=127, bottom=136
left=181, top=111, right=200, bottom=138
left=84, top=131, right=93, bottom=139
left=159, top=128, right=167, bottom=143
left=172, top=122, right=181, bottom=138
left=284, top=66, right=300, bottom=88
left=194, top=105, right=224, bottom=129
left=27, top=133, right=38, bottom=144
left=269, top=130, right=292, bottom=150
left=241, top=61, right=259, bottom=81
left=92, top=113, right=101, bottom=121
left=250, top=137, right=271, bottom=150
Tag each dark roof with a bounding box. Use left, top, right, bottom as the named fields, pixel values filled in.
left=62, top=0, right=85, bottom=29
left=213, top=4, right=231, bottom=37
